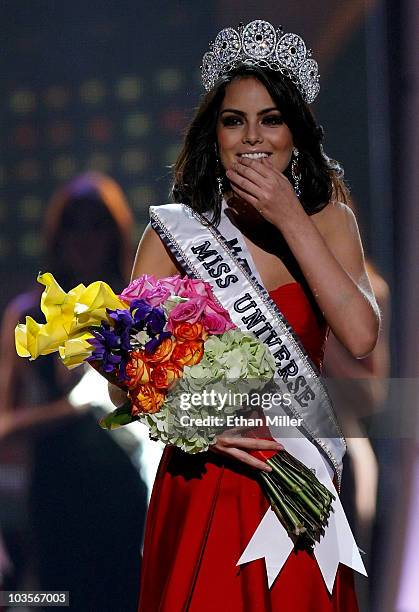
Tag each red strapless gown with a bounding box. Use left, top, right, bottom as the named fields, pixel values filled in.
left=138, top=283, right=359, bottom=611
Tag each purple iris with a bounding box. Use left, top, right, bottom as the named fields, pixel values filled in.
left=108, top=308, right=134, bottom=328
left=131, top=299, right=152, bottom=323
left=130, top=300, right=165, bottom=334
left=88, top=300, right=170, bottom=381
left=145, top=331, right=172, bottom=354
left=117, top=354, right=130, bottom=383
left=145, top=307, right=165, bottom=335
left=87, top=324, right=123, bottom=373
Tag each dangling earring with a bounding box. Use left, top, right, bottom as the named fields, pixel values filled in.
left=291, top=147, right=302, bottom=198
left=214, top=143, right=224, bottom=198
left=216, top=175, right=223, bottom=198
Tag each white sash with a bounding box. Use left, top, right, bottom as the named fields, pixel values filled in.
left=150, top=202, right=367, bottom=592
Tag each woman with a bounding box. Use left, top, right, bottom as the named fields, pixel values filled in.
left=113, top=20, right=380, bottom=611
left=0, top=172, right=148, bottom=611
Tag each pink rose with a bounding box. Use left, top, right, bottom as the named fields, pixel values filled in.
left=178, top=278, right=228, bottom=316
left=168, top=298, right=206, bottom=330
left=142, top=275, right=184, bottom=306
left=202, top=305, right=235, bottom=334
left=204, top=295, right=231, bottom=315
left=143, top=285, right=172, bottom=306
left=120, top=275, right=159, bottom=303
left=158, top=275, right=183, bottom=295
left=178, top=278, right=210, bottom=299
left=121, top=275, right=184, bottom=307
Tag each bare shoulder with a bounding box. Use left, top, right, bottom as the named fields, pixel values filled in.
left=311, top=200, right=371, bottom=290
left=372, top=274, right=390, bottom=303
left=138, top=223, right=167, bottom=251
left=367, top=262, right=390, bottom=305
left=310, top=202, right=366, bottom=265
left=131, top=223, right=179, bottom=280
left=311, top=201, right=359, bottom=242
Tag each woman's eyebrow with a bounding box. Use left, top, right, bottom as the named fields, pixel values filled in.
left=219, top=107, right=279, bottom=116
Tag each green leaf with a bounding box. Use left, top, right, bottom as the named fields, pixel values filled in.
left=99, top=401, right=137, bottom=430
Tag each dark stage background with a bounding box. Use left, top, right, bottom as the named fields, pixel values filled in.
left=0, top=0, right=390, bottom=311
left=1, top=2, right=417, bottom=611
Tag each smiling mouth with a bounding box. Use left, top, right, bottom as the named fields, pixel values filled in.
left=237, top=152, right=272, bottom=160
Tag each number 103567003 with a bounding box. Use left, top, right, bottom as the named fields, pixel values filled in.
left=0, top=591, right=69, bottom=606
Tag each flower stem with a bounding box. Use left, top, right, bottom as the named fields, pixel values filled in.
left=257, top=449, right=335, bottom=550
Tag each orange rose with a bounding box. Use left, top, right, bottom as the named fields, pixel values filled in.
left=151, top=362, right=183, bottom=390
left=143, top=337, right=175, bottom=365
left=172, top=322, right=207, bottom=342
left=125, top=350, right=150, bottom=389
left=129, top=383, right=166, bottom=415
left=171, top=340, right=204, bottom=367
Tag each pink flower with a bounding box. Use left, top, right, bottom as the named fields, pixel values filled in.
left=179, top=278, right=228, bottom=314
left=168, top=298, right=206, bottom=329
left=202, top=306, right=235, bottom=334
left=178, top=278, right=210, bottom=299
left=120, top=275, right=159, bottom=302
left=158, top=275, right=183, bottom=294
left=120, top=275, right=183, bottom=307
left=144, top=286, right=172, bottom=307
left=120, top=274, right=234, bottom=332
left=173, top=277, right=234, bottom=333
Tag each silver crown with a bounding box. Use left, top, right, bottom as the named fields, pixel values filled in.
left=200, top=20, right=320, bottom=104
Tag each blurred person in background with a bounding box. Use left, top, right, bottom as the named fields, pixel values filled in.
left=323, top=253, right=390, bottom=611
left=0, top=172, right=148, bottom=611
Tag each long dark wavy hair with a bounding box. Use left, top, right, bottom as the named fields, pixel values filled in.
left=172, top=65, right=349, bottom=225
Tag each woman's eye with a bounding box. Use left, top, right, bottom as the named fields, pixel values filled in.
left=262, top=115, right=283, bottom=125
left=221, top=116, right=242, bottom=126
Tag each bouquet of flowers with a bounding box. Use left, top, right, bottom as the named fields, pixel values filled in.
left=15, top=272, right=334, bottom=548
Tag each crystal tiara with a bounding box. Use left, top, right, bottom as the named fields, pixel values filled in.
left=200, top=19, right=320, bottom=104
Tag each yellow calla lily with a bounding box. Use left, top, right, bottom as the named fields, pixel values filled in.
left=15, top=272, right=128, bottom=365
left=72, top=281, right=128, bottom=328
left=58, top=332, right=96, bottom=369
left=15, top=317, right=43, bottom=358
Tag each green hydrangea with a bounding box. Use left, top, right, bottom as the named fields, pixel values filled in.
left=140, top=329, right=276, bottom=453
